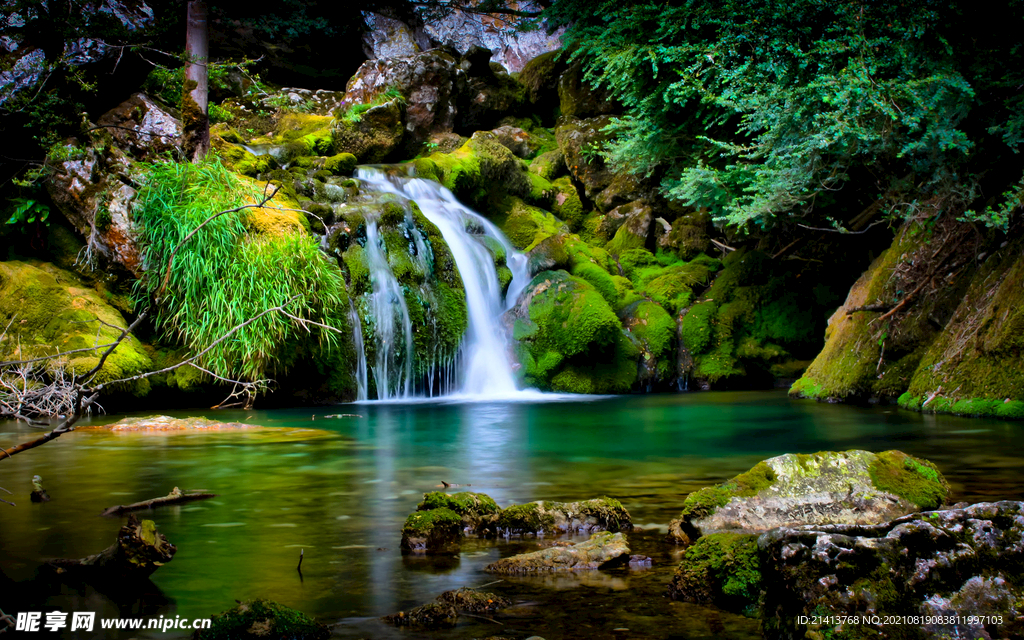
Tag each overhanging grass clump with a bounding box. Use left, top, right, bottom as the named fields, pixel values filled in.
left=132, top=158, right=350, bottom=385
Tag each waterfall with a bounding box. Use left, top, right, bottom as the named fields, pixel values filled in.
left=351, top=167, right=531, bottom=401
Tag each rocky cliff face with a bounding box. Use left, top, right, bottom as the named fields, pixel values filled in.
left=792, top=216, right=1024, bottom=420
left=361, top=1, right=562, bottom=73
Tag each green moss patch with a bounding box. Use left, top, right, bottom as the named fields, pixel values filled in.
left=669, top=532, right=762, bottom=615
left=496, top=502, right=557, bottom=535
left=418, top=491, right=500, bottom=517
left=199, top=599, right=329, bottom=640
left=679, top=461, right=777, bottom=520
left=868, top=450, right=950, bottom=510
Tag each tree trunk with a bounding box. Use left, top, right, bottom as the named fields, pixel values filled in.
left=47, top=514, right=176, bottom=582
left=182, top=0, right=209, bottom=162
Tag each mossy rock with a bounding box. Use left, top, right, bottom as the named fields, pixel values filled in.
left=323, top=153, right=357, bottom=175
left=558, top=60, right=622, bottom=119
left=401, top=508, right=463, bottom=555
left=416, top=131, right=531, bottom=205
left=555, top=116, right=616, bottom=199
left=518, top=50, right=566, bottom=124
left=667, top=450, right=950, bottom=545
left=418, top=491, right=500, bottom=533
left=493, top=197, right=567, bottom=253
left=550, top=176, right=584, bottom=232
left=381, top=602, right=457, bottom=629
left=664, top=211, right=713, bottom=261
left=668, top=532, right=761, bottom=616
left=332, top=99, right=405, bottom=163
left=197, top=599, right=329, bottom=640
left=529, top=149, right=566, bottom=181
left=899, top=229, right=1024, bottom=419
left=517, top=270, right=620, bottom=358
left=0, top=260, right=152, bottom=394
left=495, top=502, right=557, bottom=536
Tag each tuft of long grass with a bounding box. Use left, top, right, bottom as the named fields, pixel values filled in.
left=132, top=158, right=348, bottom=384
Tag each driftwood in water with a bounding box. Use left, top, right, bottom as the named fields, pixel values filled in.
left=100, top=487, right=215, bottom=516
left=48, top=514, right=176, bottom=582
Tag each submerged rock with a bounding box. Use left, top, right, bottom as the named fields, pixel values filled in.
left=759, top=501, right=1024, bottom=640
left=382, top=587, right=509, bottom=630
left=86, top=416, right=261, bottom=432
left=667, top=450, right=950, bottom=545
left=436, top=587, right=511, bottom=613
left=485, top=531, right=630, bottom=574
left=196, top=599, right=329, bottom=640
left=382, top=602, right=458, bottom=629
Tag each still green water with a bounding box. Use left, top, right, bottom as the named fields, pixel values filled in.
left=1, top=390, right=1022, bottom=639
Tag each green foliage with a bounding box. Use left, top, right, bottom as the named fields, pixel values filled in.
left=205, top=599, right=329, bottom=640
left=132, top=158, right=348, bottom=385
left=3, top=197, right=50, bottom=229
left=546, top=0, right=1024, bottom=229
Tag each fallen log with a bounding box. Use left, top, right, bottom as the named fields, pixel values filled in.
left=100, top=487, right=216, bottom=516
left=48, top=514, right=176, bottom=582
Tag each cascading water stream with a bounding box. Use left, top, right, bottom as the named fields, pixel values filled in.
left=353, top=167, right=531, bottom=400
left=362, top=218, right=415, bottom=400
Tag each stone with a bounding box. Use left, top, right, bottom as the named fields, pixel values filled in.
left=759, top=501, right=1024, bottom=640
left=45, top=92, right=182, bottom=273
left=669, top=532, right=762, bottom=615
left=84, top=416, right=261, bottom=432
left=604, top=201, right=654, bottom=256
left=196, top=599, right=329, bottom=640
left=493, top=497, right=633, bottom=536
left=419, top=3, right=564, bottom=72
left=555, top=116, right=616, bottom=199
left=332, top=99, right=405, bottom=163
left=361, top=12, right=425, bottom=60
left=484, top=531, right=630, bottom=573
left=416, top=491, right=501, bottom=534
left=490, top=125, right=542, bottom=159
left=94, top=93, right=181, bottom=161
left=344, top=49, right=465, bottom=145
left=400, top=508, right=463, bottom=555
left=558, top=60, right=622, bottom=118
left=667, top=450, right=951, bottom=545
left=594, top=172, right=653, bottom=213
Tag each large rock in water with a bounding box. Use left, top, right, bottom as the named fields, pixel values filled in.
left=759, top=501, right=1024, bottom=640
left=485, top=531, right=630, bottom=574
left=667, top=450, right=951, bottom=545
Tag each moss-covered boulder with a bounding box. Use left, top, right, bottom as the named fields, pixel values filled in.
left=196, top=599, right=329, bottom=640
left=667, top=450, right=950, bottom=545
left=381, top=602, right=458, bottom=629
left=898, top=227, right=1024, bottom=420
left=494, top=197, right=566, bottom=254
left=323, top=152, right=357, bottom=175
left=332, top=99, right=405, bottom=163
left=555, top=116, right=616, bottom=199
left=401, top=508, right=463, bottom=555
left=604, top=201, right=653, bottom=257
left=416, top=132, right=532, bottom=206
left=759, top=501, right=1024, bottom=640
left=594, top=172, right=652, bottom=213
left=489, top=125, right=542, bottom=159
left=0, top=260, right=152, bottom=394
left=417, top=491, right=501, bottom=533
left=557, top=60, right=622, bottom=119
left=518, top=50, right=567, bottom=125
left=620, top=299, right=676, bottom=389
left=676, top=248, right=821, bottom=390
left=345, top=49, right=463, bottom=145
left=669, top=532, right=761, bottom=616
left=529, top=149, right=567, bottom=181
left=662, top=211, right=713, bottom=261
left=484, top=531, right=630, bottom=574
left=507, top=270, right=625, bottom=389
left=494, top=497, right=633, bottom=536
left=456, top=71, right=527, bottom=133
